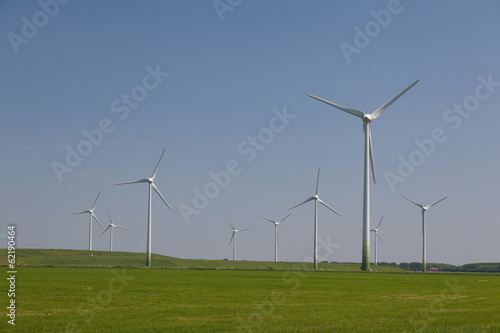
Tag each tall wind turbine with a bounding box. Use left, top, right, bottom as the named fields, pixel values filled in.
left=69, top=191, right=104, bottom=251
left=401, top=195, right=447, bottom=272
left=260, top=213, right=292, bottom=262
left=308, top=79, right=419, bottom=271
left=115, top=148, right=172, bottom=266
left=226, top=219, right=250, bottom=261
left=370, top=216, right=385, bottom=265
left=289, top=168, right=340, bottom=270
left=100, top=209, right=127, bottom=252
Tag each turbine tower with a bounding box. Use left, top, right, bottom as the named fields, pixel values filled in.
left=226, top=219, right=250, bottom=261
left=69, top=191, right=104, bottom=251
left=308, top=79, right=419, bottom=271
left=370, top=216, right=385, bottom=265
left=100, top=209, right=127, bottom=252
left=401, top=195, right=447, bottom=272
left=289, top=168, right=340, bottom=270
left=115, top=148, right=172, bottom=267
left=259, top=213, right=292, bottom=262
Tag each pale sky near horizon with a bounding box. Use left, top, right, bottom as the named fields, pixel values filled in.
left=1, top=0, right=499, bottom=266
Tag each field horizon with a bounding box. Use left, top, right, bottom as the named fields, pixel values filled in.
left=2, top=249, right=499, bottom=275
left=1, top=248, right=405, bottom=272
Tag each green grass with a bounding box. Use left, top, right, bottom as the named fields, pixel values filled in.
left=2, top=250, right=499, bottom=332
left=1, top=267, right=500, bottom=332
left=0, top=249, right=405, bottom=272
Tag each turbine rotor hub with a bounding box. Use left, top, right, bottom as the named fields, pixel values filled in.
left=362, top=114, right=373, bottom=123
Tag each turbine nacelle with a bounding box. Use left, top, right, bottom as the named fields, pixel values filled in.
left=362, top=114, right=373, bottom=123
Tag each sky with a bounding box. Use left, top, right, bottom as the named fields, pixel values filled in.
left=1, top=0, right=499, bottom=266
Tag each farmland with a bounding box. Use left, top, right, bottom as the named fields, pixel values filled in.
left=1, top=250, right=500, bottom=332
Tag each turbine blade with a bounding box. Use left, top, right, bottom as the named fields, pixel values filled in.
left=367, top=123, right=376, bottom=184
left=260, top=216, right=276, bottom=224
left=115, top=179, right=148, bottom=185
left=317, top=199, right=341, bottom=216
left=308, top=94, right=364, bottom=118
left=370, top=79, right=420, bottom=119
left=69, top=210, right=89, bottom=215
left=151, top=148, right=166, bottom=179
left=376, top=216, right=384, bottom=229
left=92, top=213, right=105, bottom=229
left=226, top=219, right=235, bottom=230
left=92, top=191, right=101, bottom=210
left=239, top=228, right=250, bottom=232
left=279, top=213, right=292, bottom=223
left=429, top=196, right=448, bottom=208
left=151, top=183, right=172, bottom=211
left=99, top=225, right=112, bottom=237
left=377, top=232, right=386, bottom=245
left=229, top=231, right=235, bottom=245
left=107, top=209, right=113, bottom=225
left=114, top=225, right=128, bottom=230
left=401, top=195, right=424, bottom=209
left=316, top=168, right=320, bottom=195
left=288, top=197, right=315, bottom=210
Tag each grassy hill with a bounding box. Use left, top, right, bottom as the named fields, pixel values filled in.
left=0, top=248, right=405, bottom=272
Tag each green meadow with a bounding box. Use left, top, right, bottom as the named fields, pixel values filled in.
left=1, top=250, right=500, bottom=332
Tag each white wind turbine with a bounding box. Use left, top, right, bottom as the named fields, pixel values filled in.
left=69, top=191, right=104, bottom=251
left=289, top=168, right=340, bottom=270
left=115, top=148, right=172, bottom=266
left=401, top=194, right=447, bottom=272
left=308, top=79, right=419, bottom=271
left=226, top=219, right=250, bottom=261
left=100, top=209, right=127, bottom=252
left=370, top=216, right=385, bottom=265
left=259, top=213, right=292, bottom=262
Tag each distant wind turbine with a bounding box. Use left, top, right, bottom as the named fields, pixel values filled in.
left=289, top=168, right=340, bottom=270
left=226, top=219, right=250, bottom=261
left=69, top=191, right=104, bottom=251
left=178, top=253, right=187, bottom=259
left=370, top=216, right=385, bottom=265
left=100, top=209, right=127, bottom=252
left=260, top=213, right=292, bottom=262
left=308, top=79, right=419, bottom=271
left=115, top=148, right=172, bottom=266
left=401, top=194, right=447, bottom=272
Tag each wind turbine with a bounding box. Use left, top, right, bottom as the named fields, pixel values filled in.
left=178, top=253, right=187, bottom=259
left=226, top=219, right=250, bottom=261
left=370, top=216, right=385, bottom=265
left=288, top=168, right=340, bottom=270
left=69, top=191, right=104, bottom=251
left=259, top=213, right=292, bottom=262
left=401, top=194, right=447, bottom=272
left=308, top=79, right=419, bottom=271
left=100, top=209, right=127, bottom=252
left=115, top=148, right=172, bottom=266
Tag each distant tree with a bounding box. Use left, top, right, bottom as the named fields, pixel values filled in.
left=399, top=262, right=409, bottom=270
left=409, top=262, right=422, bottom=271
left=320, top=260, right=329, bottom=264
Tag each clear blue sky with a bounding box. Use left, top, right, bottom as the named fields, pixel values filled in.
left=1, top=0, right=499, bottom=265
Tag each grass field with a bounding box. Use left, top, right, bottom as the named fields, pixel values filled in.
left=1, top=250, right=500, bottom=332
